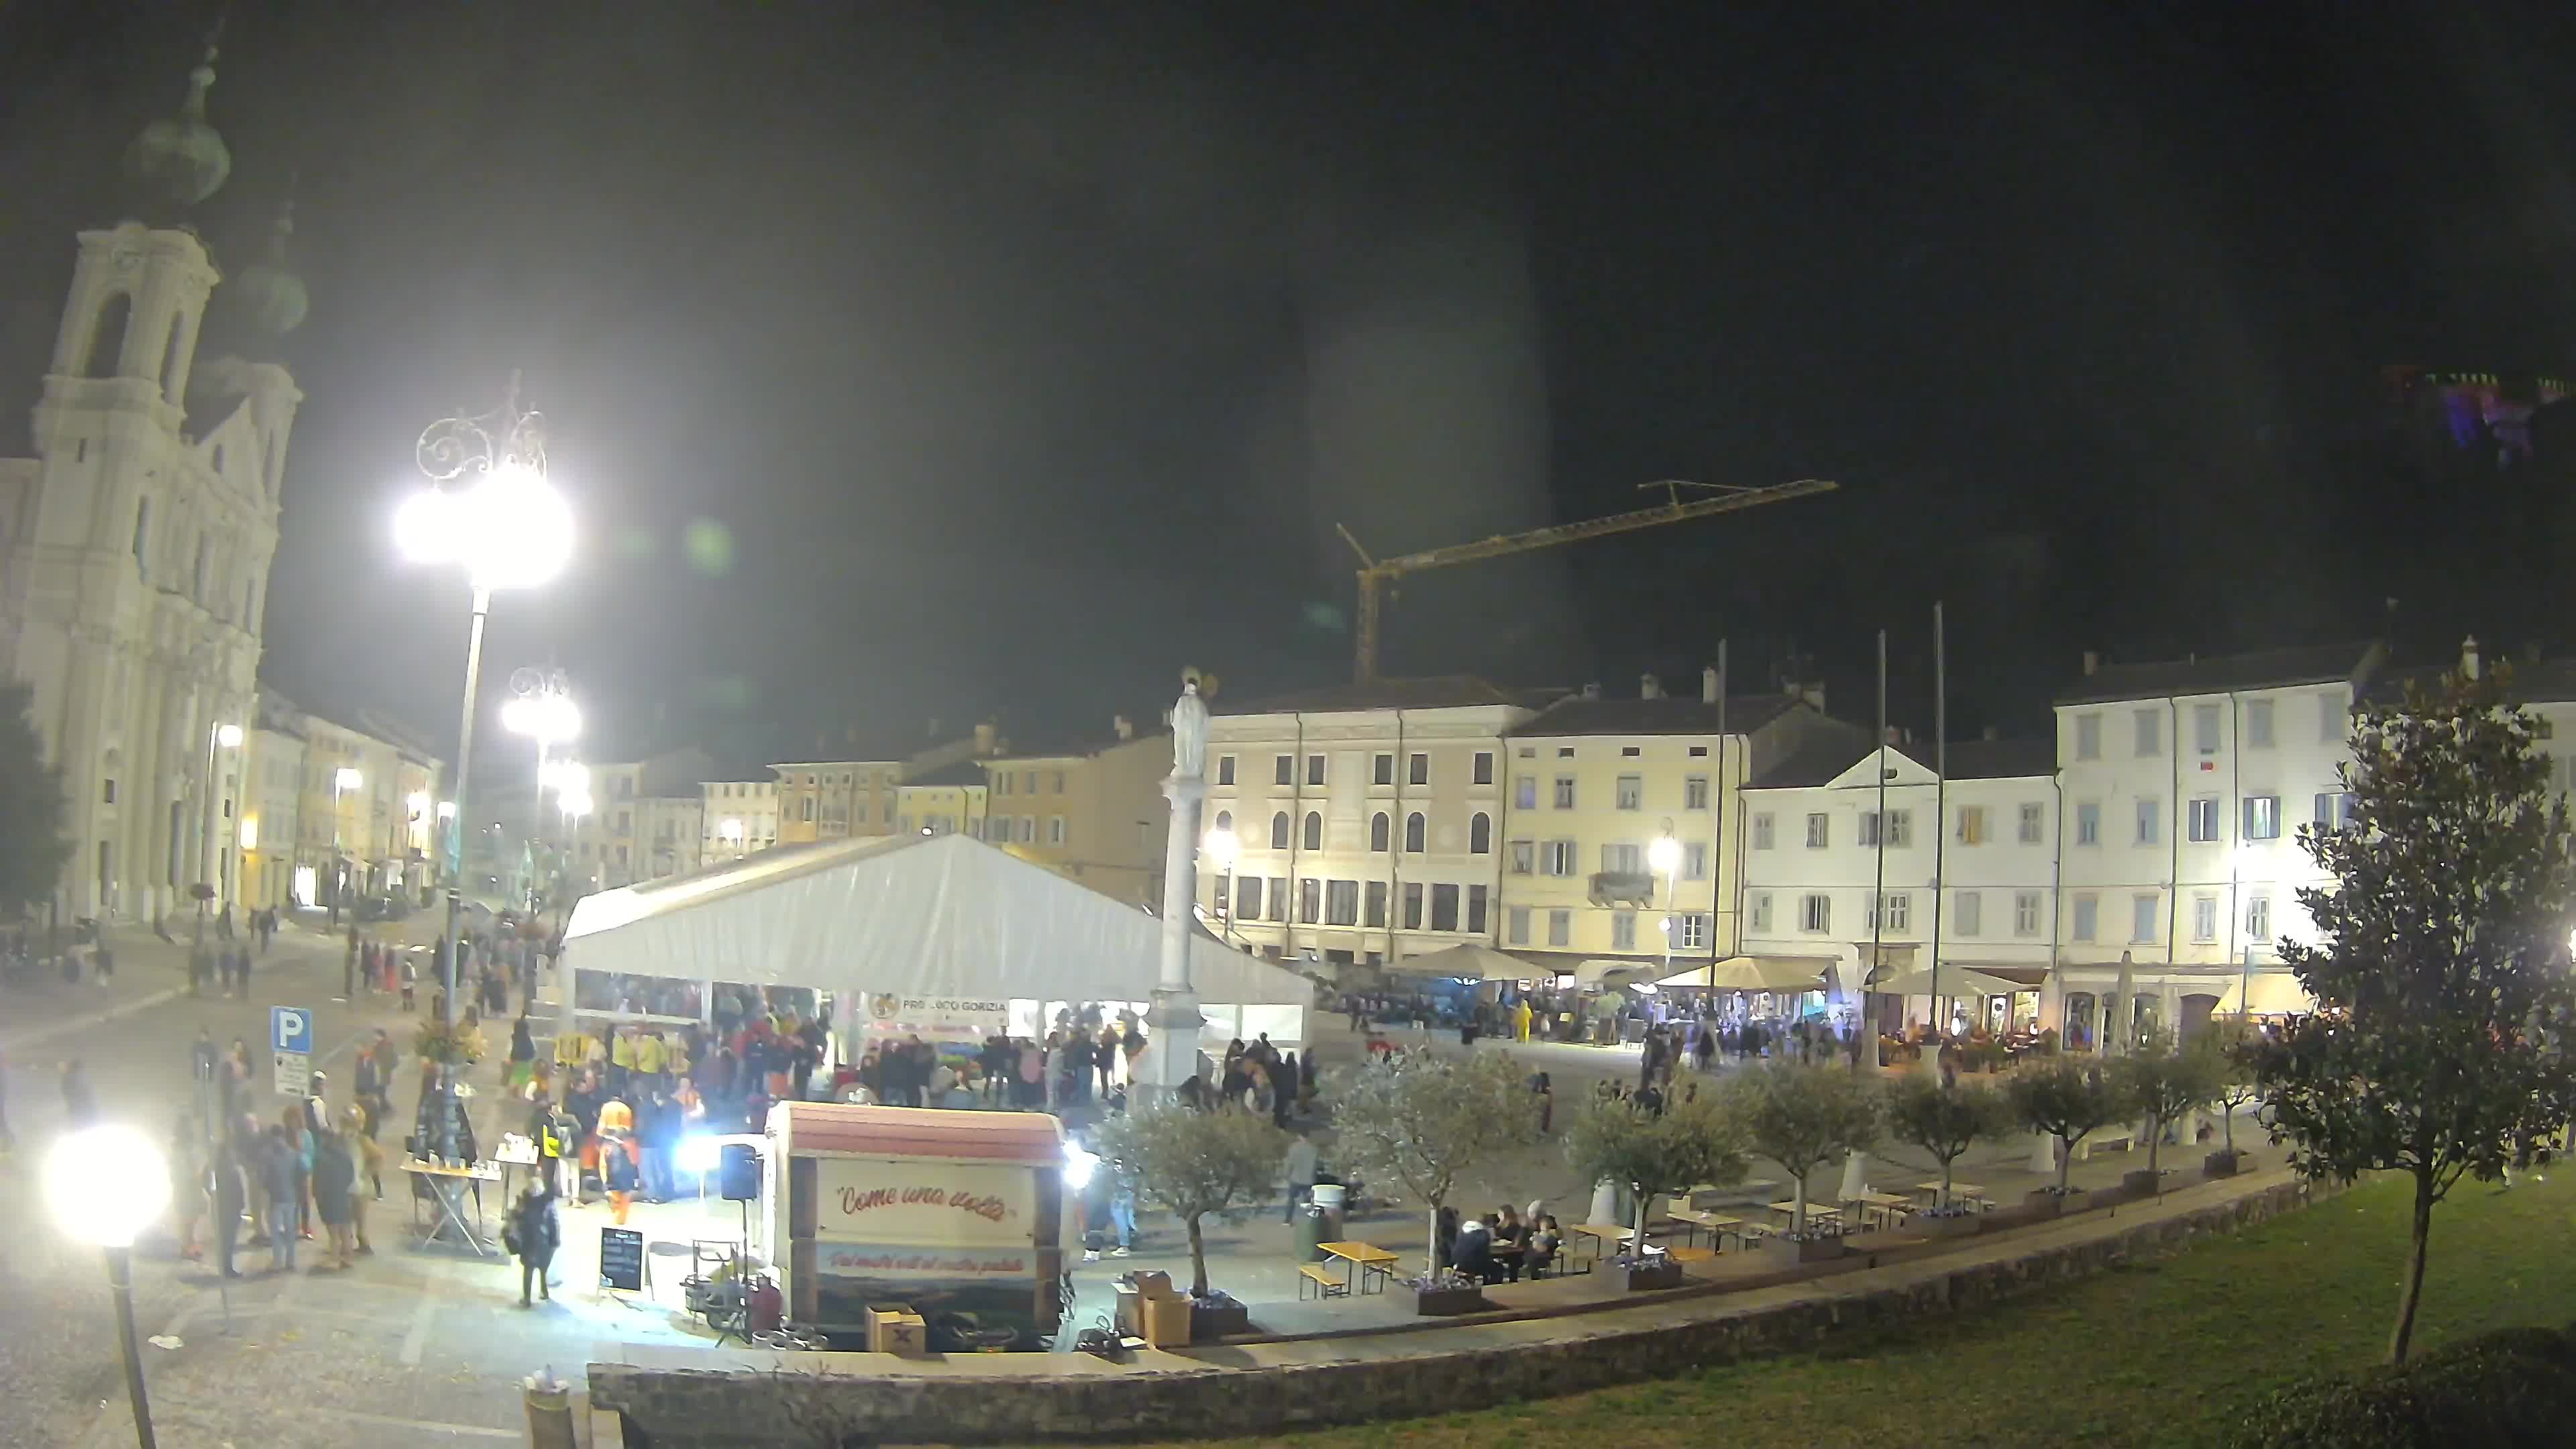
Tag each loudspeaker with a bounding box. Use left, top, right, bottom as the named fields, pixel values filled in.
left=719, top=1142, right=760, bottom=1201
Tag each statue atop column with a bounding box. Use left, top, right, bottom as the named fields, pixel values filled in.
left=1171, top=672, right=1209, bottom=780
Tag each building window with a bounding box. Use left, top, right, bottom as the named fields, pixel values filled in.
left=1466, top=883, right=1488, bottom=934
left=2018, top=802, right=2043, bottom=844
left=2192, top=894, right=2218, bottom=943
left=1508, top=839, right=1534, bottom=874
left=2312, top=792, right=2357, bottom=829
left=1218, top=755, right=1236, bottom=786
left=1048, top=816, right=1066, bottom=845
left=1507, top=905, right=1531, bottom=945
left=1552, top=776, right=1575, bottom=809
left=1955, top=806, right=1986, bottom=845
left=996, top=773, right=1012, bottom=796
left=1611, top=911, right=1636, bottom=951
left=2187, top=796, right=2220, bottom=843
left=1371, top=812, right=1391, bottom=851
left=2247, top=894, right=2271, bottom=941
left=1468, top=812, right=1492, bottom=854
left=1051, top=770, right=1065, bottom=792
left=1409, top=753, right=1429, bottom=787
left=2243, top=794, right=2281, bottom=841
left=2132, top=894, right=2159, bottom=943
left=1753, top=812, right=1775, bottom=849
left=1615, top=774, right=1642, bottom=810
left=2073, top=894, right=2098, bottom=941
left=2014, top=891, right=2041, bottom=937
left=1374, top=753, right=1394, bottom=786
left=1326, top=879, right=1359, bottom=926
left=2194, top=702, right=2220, bottom=753
left=1270, top=812, right=1290, bottom=850
left=1800, top=894, right=1831, bottom=933
left=1020, top=816, right=1036, bottom=843
left=102, top=777, right=115, bottom=804
left=1541, top=839, right=1576, bottom=875
left=1303, top=811, right=1323, bottom=851
left=1548, top=908, right=1571, bottom=947
left=1274, top=755, right=1294, bottom=786
left=1682, top=841, right=1707, bottom=881
left=2135, top=798, right=2159, bottom=845
left=2320, top=692, right=2344, bottom=743
left=1679, top=914, right=1710, bottom=949
left=1403, top=812, right=1426, bottom=853
left=1299, top=877, right=1322, bottom=924
left=1472, top=751, right=1494, bottom=786
left=2075, top=712, right=2101, bottom=761
left=1621, top=746, right=1641, bottom=758
left=1954, top=890, right=1982, bottom=936
left=1267, top=877, right=1288, bottom=922
left=801, top=800, right=814, bottom=822
left=1514, top=776, right=1536, bottom=810
left=1601, top=841, right=1642, bottom=874
left=1365, top=880, right=1388, bottom=927
left=1880, top=891, right=1911, bottom=931
left=2135, top=708, right=2161, bottom=757
left=1684, top=775, right=1709, bottom=810
left=1237, top=877, right=1265, bottom=921
left=1805, top=812, right=1829, bottom=849
left=2245, top=700, right=2274, bottom=749
left=2076, top=800, right=2100, bottom=846
left=1430, top=883, right=1459, bottom=932
left=1214, top=809, right=1232, bottom=835
left=1749, top=892, right=1772, bottom=932
left=1307, top=754, right=1326, bottom=786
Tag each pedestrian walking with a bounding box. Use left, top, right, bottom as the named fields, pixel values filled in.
left=506, top=1183, right=559, bottom=1306
left=311, top=1120, right=358, bottom=1269
left=258, top=1124, right=299, bottom=1271
left=400, top=953, right=417, bottom=1012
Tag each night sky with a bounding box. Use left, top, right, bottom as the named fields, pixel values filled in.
left=6, top=2, right=2576, bottom=765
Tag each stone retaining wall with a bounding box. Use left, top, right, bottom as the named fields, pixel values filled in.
left=591, top=1176, right=2324, bottom=1446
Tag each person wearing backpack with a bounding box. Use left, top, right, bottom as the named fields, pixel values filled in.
left=504, top=1183, right=559, bottom=1306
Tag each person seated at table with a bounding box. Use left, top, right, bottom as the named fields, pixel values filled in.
left=1527, top=1216, right=1562, bottom=1279
left=1451, top=1213, right=1496, bottom=1284
left=1493, top=1204, right=1529, bottom=1281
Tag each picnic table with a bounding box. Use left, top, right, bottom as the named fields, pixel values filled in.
left=1914, top=1180, right=1988, bottom=1209
left=1571, top=1221, right=1645, bottom=1268
left=1839, top=1189, right=1912, bottom=1230
left=1768, top=1200, right=1841, bottom=1231
left=1318, top=1240, right=1399, bottom=1295
left=1665, top=1207, right=1747, bottom=1250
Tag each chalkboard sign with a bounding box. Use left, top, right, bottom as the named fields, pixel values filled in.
left=599, top=1227, right=645, bottom=1292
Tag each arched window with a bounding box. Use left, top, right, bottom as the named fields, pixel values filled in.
left=1405, top=812, right=1426, bottom=853
left=1470, top=812, right=1492, bottom=854
left=1302, top=811, right=1322, bottom=851
left=1214, top=809, right=1232, bottom=834
left=1371, top=812, right=1390, bottom=851
left=86, top=294, right=131, bottom=379
left=1270, top=812, right=1290, bottom=850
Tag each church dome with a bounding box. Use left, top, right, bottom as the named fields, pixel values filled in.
left=231, top=199, right=308, bottom=337
left=121, top=45, right=231, bottom=213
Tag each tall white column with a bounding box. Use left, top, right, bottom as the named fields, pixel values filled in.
left=1137, top=680, right=1210, bottom=1099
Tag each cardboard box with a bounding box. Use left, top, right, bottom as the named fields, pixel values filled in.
left=1138, top=1293, right=1193, bottom=1349
left=865, top=1303, right=928, bottom=1356
left=1128, top=1270, right=1177, bottom=1299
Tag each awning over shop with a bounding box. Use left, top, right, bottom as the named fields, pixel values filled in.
left=2217, top=971, right=2315, bottom=1015
left=1868, top=966, right=2038, bottom=999
left=1383, top=943, right=1539, bottom=979
left=1656, top=955, right=1833, bottom=991
left=559, top=831, right=1314, bottom=1039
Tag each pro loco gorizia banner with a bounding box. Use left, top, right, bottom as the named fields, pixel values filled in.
left=855, top=994, right=1010, bottom=1044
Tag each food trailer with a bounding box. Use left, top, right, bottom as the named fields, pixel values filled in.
left=765, top=1101, right=1067, bottom=1350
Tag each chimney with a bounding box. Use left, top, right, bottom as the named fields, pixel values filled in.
left=1702, top=665, right=1720, bottom=704
left=1581, top=682, right=1601, bottom=700
left=1113, top=714, right=1134, bottom=741
left=973, top=721, right=996, bottom=753
left=2461, top=635, right=2481, bottom=680
left=1641, top=673, right=1662, bottom=700
left=2082, top=649, right=2100, bottom=676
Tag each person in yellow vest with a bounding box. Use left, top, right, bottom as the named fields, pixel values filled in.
left=632, top=1028, right=667, bottom=1090
left=1515, top=999, right=1534, bottom=1043
left=610, top=1026, right=639, bottom=1097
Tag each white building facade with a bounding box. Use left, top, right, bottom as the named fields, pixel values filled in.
left=700, top=778, right=779, bottom=860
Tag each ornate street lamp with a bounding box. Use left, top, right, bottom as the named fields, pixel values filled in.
left=395, top=376, right=574, bottom=1165
left=1201, top=824, right=1240, bottom=943
left=47, top=1123, right=170, bottom=1448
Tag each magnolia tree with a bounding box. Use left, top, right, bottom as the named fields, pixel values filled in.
left=1721, top=1061, right=1880, bottom=1236
left=2246, top=666, right=2576, bottom=1365
left=1883, top=1075, right=2014, bottom=1210
left=1562, top=1091, right=1747, bottom=1259
left=2110, top=1028, right=2220, bottom=1179
left=1092, top=1103, right=1289, bottom=1298
left=1328, top=1049, right=1540, bottom=1273
left=2007, top=1057, right=2127, bottom=1195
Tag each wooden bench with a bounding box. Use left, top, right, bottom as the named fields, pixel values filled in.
left=1666, top=1245, right=1717, bottom=1265
left=2076, top=1128, right=2138, bottom=1161
left=1297, top=1263, right=1348, bottom=1299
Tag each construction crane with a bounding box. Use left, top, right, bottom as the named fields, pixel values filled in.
left=1335, top=476, right=1839, bottom=683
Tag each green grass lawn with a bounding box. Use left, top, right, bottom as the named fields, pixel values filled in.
left=1177, top=1171, right=2576, bottom=1449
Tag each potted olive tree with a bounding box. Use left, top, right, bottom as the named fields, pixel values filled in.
left=1091, top=1104, right=1289, bottom=1338
left=1883, top=1074, right=2012, bottom=1238
left=1329, top=1049, right=1540, bottom=1308
left=1562, top=1090, right=1747, bottom=1289
left=1723, top=1061, right=1881, bottom=1260
left=2006, top=1057, right=2128, bottom=1218
left=2110, top=1028, right=2220, bottom=1196
left=2202, top=1019, right=2262, bottom=1177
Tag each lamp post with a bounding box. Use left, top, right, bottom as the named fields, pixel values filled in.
left=555, top=786, right=592, bottom=938
left=502, top=669, right=580, bottom=910
left=329, top=766, right=361, bottom=924
left=46, top=1124, right=171, bottom=1448
left=1648, top=829, right=1680, bottom=977
left=396, top=376, right=575, bottom=1166
left=1202, top=824, right=1240, bottom=944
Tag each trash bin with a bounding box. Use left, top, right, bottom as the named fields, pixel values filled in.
left=523, top=1373, right=576, bottom=1449
left=1307, top=1183, right=1347, bottom=1260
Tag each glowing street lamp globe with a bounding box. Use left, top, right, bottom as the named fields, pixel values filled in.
left=1202, top=824, right=1240, bottom=873
left=334, top=766, right=362, bottom=792
left=502, top=690, right=582, bottom=746
left=558, top=788, right=594, bottom=819
left=395, top=462, right=574, bottom=592
left=47, top=1124, right=170, bottom=1248
left=214, top=723, right=244, bottom=749
left=1648, top=834, right=1682, bottom=877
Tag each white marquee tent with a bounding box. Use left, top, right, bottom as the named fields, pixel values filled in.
left=557, top=831, right=1316, bottom=1044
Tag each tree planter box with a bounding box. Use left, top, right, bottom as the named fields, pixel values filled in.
left=2203, top=1148, right=2242, bottom=1179
left=1401, top=1283, right=1488, bottom=1317
left=2121, top=1168, right=2164, bottom=1197
left=2023, top=1189, right=2068, bottom=1220
left=1918, top=1213, right=1980, bottom=1240
left=1188, top=1295, right=1252, bottom=1340
left=1792, top=1236, right=1847, bottom=1263
left=1623, top=1258, right=1685, bottom=1291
